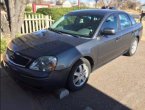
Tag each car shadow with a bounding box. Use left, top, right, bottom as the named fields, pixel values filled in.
left=20, top=84, right=131, bottom=110
left=0, top=65, right=131, bottom=110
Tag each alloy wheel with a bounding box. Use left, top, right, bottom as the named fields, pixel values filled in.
left=73, top=64, right=89, bottom=87
left=131, top=39, right=138, bottom=54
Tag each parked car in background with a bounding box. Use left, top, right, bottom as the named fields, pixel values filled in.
left=2, top=9, right=143, bottom=91
left=140, top=4, right=145, bottom=22
left=140, top=11, right=145, bottom=22
left=101, top=6, right=117, bottom=10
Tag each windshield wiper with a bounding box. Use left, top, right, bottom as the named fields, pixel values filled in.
left=62, top=33, right=81, bottom=38
left=49, top=28, right=81, bottom=38
left=48, top=28, right=63, bottom=34
left=70, top=34, right=81, bottom=38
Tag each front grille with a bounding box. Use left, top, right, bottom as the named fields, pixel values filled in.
left=6, top=49, right=31, bottom=67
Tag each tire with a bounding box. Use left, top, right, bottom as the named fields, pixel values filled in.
left=125, top=37, right=138, bottom=56
left=67, top=58, right=91, bottom=91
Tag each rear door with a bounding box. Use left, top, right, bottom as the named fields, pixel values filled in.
left=116, top=13, right=133, bottom=55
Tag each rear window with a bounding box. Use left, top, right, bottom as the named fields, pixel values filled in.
left=130, top=15, right=136, bottom=25
left=119, top=14, right=132, bottom=30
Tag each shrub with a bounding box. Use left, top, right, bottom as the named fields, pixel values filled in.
left=36, top=7, right=88, bottom=20
left=25, top=6, right=32, bottom=12
left=25, top=12, right=43, bottom=18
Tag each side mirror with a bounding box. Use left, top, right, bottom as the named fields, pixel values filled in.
left=102, top=28, right=116, bottom=35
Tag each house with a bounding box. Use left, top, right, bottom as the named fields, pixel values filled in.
left=62, top=1, right=72, bottom=8
left=84, top=1, right=96, bottom=8
left=56, top=0, right=73, bottom=8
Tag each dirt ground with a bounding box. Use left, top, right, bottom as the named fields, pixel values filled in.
left=142, top=21, right=145, bottom=41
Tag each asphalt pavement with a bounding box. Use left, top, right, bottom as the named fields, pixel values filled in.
left=1, top=41, right=145, bottom=110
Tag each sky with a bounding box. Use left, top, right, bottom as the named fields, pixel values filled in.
left=140, top=0, right=145, bottom=4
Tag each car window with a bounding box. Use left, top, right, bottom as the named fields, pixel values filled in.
left=57, top=16, right=77, bottom=27
left=101, top=15, right=118, bottom=32
left=119, top=14, right=132, bottom=30
left=130, top=15, right=136, bottom=25
left=78, top=16, right=91, bottom=24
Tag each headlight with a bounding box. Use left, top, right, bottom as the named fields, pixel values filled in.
left=29, top=56, right=57, bottom=72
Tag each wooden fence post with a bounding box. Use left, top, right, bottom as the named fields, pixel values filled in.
left=45, top=15, right=49, bottom=28
left=21, top=14, right=54, bottom=34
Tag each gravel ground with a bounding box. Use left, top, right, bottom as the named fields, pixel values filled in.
left=0, top=41, right=145, bottom=110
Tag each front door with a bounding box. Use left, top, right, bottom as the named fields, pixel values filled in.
left=97, top=14, right=119, bottom=66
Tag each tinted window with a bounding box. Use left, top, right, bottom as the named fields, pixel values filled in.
left=101, top=15, right=118, bottom=32
left=119, top=14, right=132, bottom=30
left=130, top=15, right=136, bottom=25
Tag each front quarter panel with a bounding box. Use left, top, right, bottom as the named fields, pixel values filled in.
left=76, top=40, right=98, bottom=66
left=55, top=39, right=98, bottom=70
left=55, top=47, right=82, bottom=70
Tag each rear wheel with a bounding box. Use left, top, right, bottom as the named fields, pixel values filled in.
left=125, top=37, right=138, bottom=56
left=67, top=58, right=91, bottom=91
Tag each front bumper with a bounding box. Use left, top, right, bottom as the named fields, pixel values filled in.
left=2, top=54, right=71, bottom=88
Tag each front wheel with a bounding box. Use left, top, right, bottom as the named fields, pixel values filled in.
left=67, top=58, right=91, bottom=91
left=125, top=37, right=138, bottom=56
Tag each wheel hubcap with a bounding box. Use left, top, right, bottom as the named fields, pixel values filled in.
left=131, top=40, right=138, bottom=54
left=73, top=64, right=89, bottom=87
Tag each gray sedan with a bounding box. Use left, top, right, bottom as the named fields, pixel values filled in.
left=2, top=9, right=143, bottom=91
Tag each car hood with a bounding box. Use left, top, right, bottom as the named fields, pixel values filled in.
left=8, top=30, right=90, bottom=58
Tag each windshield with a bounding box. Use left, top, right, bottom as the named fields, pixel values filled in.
left=50, top=14, right=103, bottom=38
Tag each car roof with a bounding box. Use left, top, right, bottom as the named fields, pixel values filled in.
left=69, top=9, right=126, bottom=16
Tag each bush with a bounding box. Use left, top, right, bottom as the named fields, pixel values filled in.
left=36, top=7, right=88, bottom=21
left=25, top=6, right=32, bottom=12
left=25, top=12, right=43, bottom=18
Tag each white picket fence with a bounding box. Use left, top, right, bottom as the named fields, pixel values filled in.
left=21, top=14, right=54, bottom=34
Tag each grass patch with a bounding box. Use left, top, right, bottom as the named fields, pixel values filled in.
left=1, top=38, right=9, bottom=54
left=1, top=35, right=21, bottom=54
